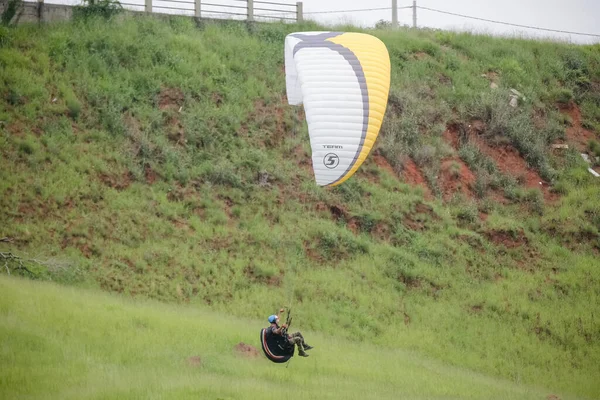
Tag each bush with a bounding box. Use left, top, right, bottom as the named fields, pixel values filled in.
left=455, top=201, right=478, bottom=223
left=73, top=0, right=123, bottom=20
left=551, top=88, right=574, bottom=105
left=66, top=94, right=82, bottom=120
left=588, top=140, right=600, bottom=159
left=1, top=0, right=22, bottom=26
left=413, top=145, right=436, bottom=167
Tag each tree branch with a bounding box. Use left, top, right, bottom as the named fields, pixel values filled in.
left=1, top=252, right=36, bottom=277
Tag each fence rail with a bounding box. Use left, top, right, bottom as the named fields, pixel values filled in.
left=13, top=0, right=303, bottom=23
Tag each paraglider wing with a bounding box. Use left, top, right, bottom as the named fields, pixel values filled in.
left=285, top=32, right=391, bottom=186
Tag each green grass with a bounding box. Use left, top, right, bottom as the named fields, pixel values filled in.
left=1, top=13, right=600, bottom=399
left=0, top=275, right=575, bottom=400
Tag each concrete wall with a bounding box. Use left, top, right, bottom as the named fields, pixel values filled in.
left=0, top=1, right=73, bottom=24
left=1, top=0, right=300, bottom=26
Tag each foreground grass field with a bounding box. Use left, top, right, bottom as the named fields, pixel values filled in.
left=1, top=10, right=599, bottom=399
left=0, top=275, right=573, bottom=400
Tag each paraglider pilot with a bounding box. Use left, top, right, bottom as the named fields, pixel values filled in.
left=266, top=312, right=313, bottom=357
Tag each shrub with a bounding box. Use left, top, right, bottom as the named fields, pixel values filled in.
left=1, top=0, right=22, bottom=26
left=413, top=145, right=437, bottom=167
left=449, top=161, right=461, bottom=178
left=73, top=0, right=123, bottom=20
left=551, top=88, right=574, bottom=105
left=66, top=94, right=82, bottom=120
left=455, top=201, right=478, bottom=223
left=588, top=140, right=600, bottom=159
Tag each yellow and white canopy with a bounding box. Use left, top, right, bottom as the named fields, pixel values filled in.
left=285, top=32, right=391, bottom=186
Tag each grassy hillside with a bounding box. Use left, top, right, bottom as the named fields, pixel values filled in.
left=0, top=275, right=570, bottom=400
left=1, top=10, right=599, bottom=398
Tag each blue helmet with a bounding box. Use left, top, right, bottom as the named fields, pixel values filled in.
left=268, top=315, right=278, bottom=323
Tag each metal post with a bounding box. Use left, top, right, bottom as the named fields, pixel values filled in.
left=392, top=0, right=397, bottom=28
left=296, top=2, right=303, bottom=23
left=145, top=0, right=152, bottom=13
left=195, top=0, right=201, bottom=18
left=412, top=0, right=417, bottom=28
left=247, top=0, right=254, bottom=22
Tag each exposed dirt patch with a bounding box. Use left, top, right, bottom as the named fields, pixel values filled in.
left=326, top=204, right=358, bottom=233
left=487, top=188, right=511, bottom=205
left=467, top=133, right=557, bottom=202
left=61, top=235, right=94, bottom=258
left=124, top=111, right=142, bottom=136
left=244, top=264, right=282, bottom=286
left=211, top=92, right=224, bottom=108
left=403, top=311, right=411, bottom=326
left=532, top=107, right=547, bottom=130
left=482, top=71, right=500, bottom=86
left=438, top=73, right=452, bottom=86
left=468, top=119, right=486, bottom=135
left=186, top=356, right=202, bottom=367
left=398, top=273, right=423, bottom=289
left=396, top=273, right=446, bottom=297
left=438, top=158, right=476, bottom=201
left=60, top=221, right=96, bottom=258
left=329, top=204, right=348, bottom=221
left=157, top=88, right=186, bottom=145
left=166, top=184, right=196, bottom=202
left=315, top=202, right=328, bottom=213
left=401, top=157, right=432, bottom=199
left=234, top=342, right=259, bottom=358
left=387, top=92, right=404, bottom=115
left=164, top=114, right=186, bottom=145
left=403, top=202, right=439, bottom=231
left=415, top=202, right=435, bottom=216
left=403, top=215, right=426, bottom=231
left=454, top=233, right=485, bottom=251
left=98, top=170, right=133, bottom=190
left=559, top=102, right=598, bottom=149
left=469, top=304, right=484, bottom=314
left=483, top=229, right=528, bottom=249
left=145, top=164, right=158, bottom=184
left=242, top=97, right=289, bottom=148
left=158, top=87, right=185, bottom=111
left=346, top=218, right=360, bottom=234
left=15, top=198, right=48, bottom=223
left=171, top=218, right=190, bottom=231
left=442, top=123, right=462, bottom=149
left=372, top=222, right=392, bottom=241
left=216, top=194, right=236, bottom=221
left=413, top=51, right=429, bottom=60
left=289, top=144, right=313, bottom=175
left=544, top=226, right=600, bottom=254
left=304, top=240, right=326, bottom=264
left=5, top=120, right=27, bottom=137
left=443, top=121, right=560, bottom=203
left=373, top=152, right=397, bottom=179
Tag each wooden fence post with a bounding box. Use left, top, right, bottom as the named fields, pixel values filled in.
left=247, top=0, right=254, bottom=22
left=296, top=2, right=303, bottom=23
left=392, top=0, right=397, bottom=28
left=145, top=0, right=152, bottom=13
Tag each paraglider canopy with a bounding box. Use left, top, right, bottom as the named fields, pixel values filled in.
left=284, top=31, right=391, bottom=186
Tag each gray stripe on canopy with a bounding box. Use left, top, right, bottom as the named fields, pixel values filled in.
left=291, top=32, right=369, bottom=186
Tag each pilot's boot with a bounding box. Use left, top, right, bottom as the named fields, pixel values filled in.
left=298, top=349, right=309, bottom=357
